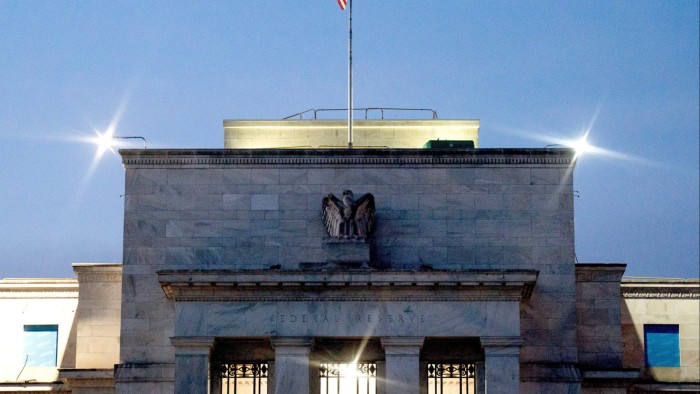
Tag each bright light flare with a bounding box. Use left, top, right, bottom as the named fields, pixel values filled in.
left=569, top=133, right=592, bottom=156
left=338, top=363, right=360, bottom=379
left=556, top=130, right=631, bottom=161
left=93, top=127, right=117, bottom=158
left=555, top=131, right=604, bottom=159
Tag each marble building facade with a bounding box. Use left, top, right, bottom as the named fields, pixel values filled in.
left=2, top=119, right=697, bottom=393
left=115, top=119, right=577, bottom=393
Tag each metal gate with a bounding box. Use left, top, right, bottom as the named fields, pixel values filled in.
left=427, top=363, right=476, bottom=394
left=217, top=362, right=268, bottom=394
left=319, top=363, right=377, bottom=394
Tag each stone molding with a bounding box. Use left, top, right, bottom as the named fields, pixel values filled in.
left=171, top=336, right=215, bottom=355
left=521, top=363, right=582, bottom=383
left=0, top=290, right=78, bottom=299
left=575, top=264, right=627, bottom=282
left=59, top=368, right=116, bottom=389
left=120, top=148, right=574, bottom=167
left=0, top=278, right=78, bottom=299
left=157, top=269, right=538, bottom=302
left=581, top=369, right=640, bottom=380
left=78, top=273, right=122, bottom=282
left=480, top=337, right=523, bottom=357
left=73, top=263, right=122, bottom=282
left=270, top=337, right=314, bottom=351
left=223, top=119, right=480, bottom=127
left=621, top=290, right=699, bottom=299
left=0, top=382, right=69, bottom=391
left=580, top=369, right=641, bottom=389
left=381, top=336, right=425, bottom=354
left=630, top=383, right=700, bottom=392
left=480, top=336, right=524, bottom=348
left=621, top=281, right=700, bottom=299
left=114, top=363, right=175, bottom=383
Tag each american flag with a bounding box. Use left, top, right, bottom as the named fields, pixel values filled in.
left=338, top=0, right=347, bottom=10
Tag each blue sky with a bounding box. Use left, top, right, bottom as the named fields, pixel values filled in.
left=0, top=1, right=698, bottom=279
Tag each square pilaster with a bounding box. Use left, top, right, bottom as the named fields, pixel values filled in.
left=271, top=337, right=314, bottom=394
left=481, top=336, right=523, bottom=394
left=171, top=337, right=215, bottom=394
left=382, top=337, right=424, bottom=394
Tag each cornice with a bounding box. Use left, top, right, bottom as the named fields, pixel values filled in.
left=621, top=283, right=699, bottom=299
left=621, top=290, right=699, bottom=299
left=223, top=119, right=480, bottom=127
left=157, top=268, right=538, bottom=302
left=120, top=149, right=574, bottom=168
left=59, top=369, right=115, bottom=389
left=0, top=279, right=79, bottom=299
left=75, top=272, right=122, bottom=283
left=0, top=291, right=79, bottom=299
left=73, top=263, right=122, bottom=277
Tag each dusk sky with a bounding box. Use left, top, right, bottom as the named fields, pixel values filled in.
left=1, top=1, right=698, bottom=279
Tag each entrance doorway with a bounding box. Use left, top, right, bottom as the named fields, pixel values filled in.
left=319, top=362, right=377, bottom=394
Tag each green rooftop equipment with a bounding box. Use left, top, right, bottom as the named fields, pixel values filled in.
left=423, top=140, right=475, bottom=149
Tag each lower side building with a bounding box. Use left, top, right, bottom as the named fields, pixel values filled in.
left=1, top=264, right=697, bottom=393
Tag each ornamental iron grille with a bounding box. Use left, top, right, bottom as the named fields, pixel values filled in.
left=320, top=363, right=377, bottom=394
left=427, top=363, right=476, bottom=394
left=217, top=362, right=268, bottom=394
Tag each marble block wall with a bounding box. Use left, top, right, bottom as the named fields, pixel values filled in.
left=118, top=148, right=576, bottom=387
left=621, top=279, right=700, bottom=383
left=575, top=264, right=626, bottom=368
left=73, top=264, right=123, bottom=369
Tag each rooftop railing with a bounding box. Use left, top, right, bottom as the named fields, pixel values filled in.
left=283, top=107, right=439, bottom=120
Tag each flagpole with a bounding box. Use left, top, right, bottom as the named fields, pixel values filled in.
left=347, top=0, right=353, bottom=149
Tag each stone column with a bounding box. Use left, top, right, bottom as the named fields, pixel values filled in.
left=375, top=361, right=386, bottom=394
left=475, top=361, right=486, bottom=394
left=381, top=337, right=424, bottom=394
left=170, top=336, right=215, bottom=394
left=271, top=337, right=314, bottom=394
left=481, top=337, right=523, bottom=394
left=210, top=361, right=222, bottom=394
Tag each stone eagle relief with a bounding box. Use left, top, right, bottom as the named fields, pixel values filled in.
left=322, top=190, right=375, bottom=239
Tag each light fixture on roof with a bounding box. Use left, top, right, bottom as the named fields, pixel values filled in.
left=569, top=133, right=592, bottom=156
left=94, top=129, right=147, bottom=156
left=545, top=132, right=593, bottom=157
left=113, top=136, right=147, bottom=149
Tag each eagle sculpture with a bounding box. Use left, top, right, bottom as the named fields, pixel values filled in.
left=322, top=190, right=375, bottom=239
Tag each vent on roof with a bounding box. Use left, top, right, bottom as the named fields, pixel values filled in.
left=423, top=140, right=475, bottom=149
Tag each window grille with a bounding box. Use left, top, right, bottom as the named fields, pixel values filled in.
left=427, top=363, right=476, bottom=394
left=217, top=363, right=268, bottom=394
left=320, top=363, right=377, bottom=394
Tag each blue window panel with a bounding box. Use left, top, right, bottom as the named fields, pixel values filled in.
left=23, top=325, right=58, bottom=367
left=644, top=324, right=680, bottom=367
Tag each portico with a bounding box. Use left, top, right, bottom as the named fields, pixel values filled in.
left=159, top=269, right=536, bottom=393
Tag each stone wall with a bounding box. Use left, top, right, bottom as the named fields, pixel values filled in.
left=118, top=148, right=576, bottom=390
left=73, top=264, right=122, bottom=369
left=0, top=278, right=78, bottom=385
left=622, top=279, right=700, bottom=383
left=575, top=264, right=626, bottom=369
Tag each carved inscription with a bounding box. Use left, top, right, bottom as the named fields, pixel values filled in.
left=271, top=312, right=426, bottom=324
